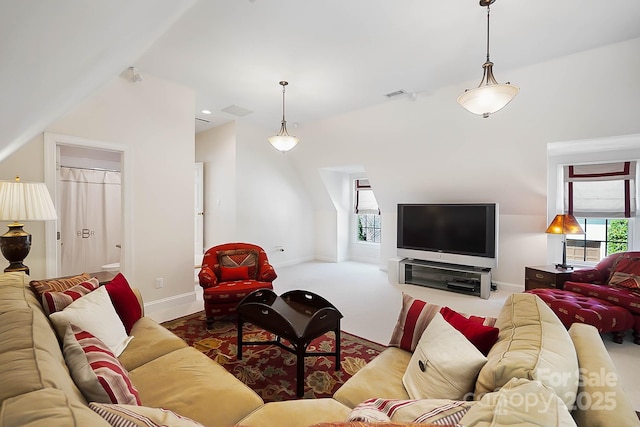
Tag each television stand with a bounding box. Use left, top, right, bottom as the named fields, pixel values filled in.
left=399, top=259, right=491, bottom=299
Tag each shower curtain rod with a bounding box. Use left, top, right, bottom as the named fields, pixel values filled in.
left=60, top=165, right=121, bottom=173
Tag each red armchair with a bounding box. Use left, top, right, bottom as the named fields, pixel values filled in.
left=198, top=242, right=277, bottom=327
left=564, top=251, right=640, bottom=344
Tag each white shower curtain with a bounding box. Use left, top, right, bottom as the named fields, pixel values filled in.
left=59, top=167, right=121, bottom=276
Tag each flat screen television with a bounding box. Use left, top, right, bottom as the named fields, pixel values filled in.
left=397, top=203, right=498, bottom=269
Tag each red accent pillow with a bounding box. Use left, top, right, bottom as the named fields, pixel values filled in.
left=220, top=266, right=250, bottom=281
left=439, top=306, right=499, bottom=355
left=105, top=273, right=142, bottom=334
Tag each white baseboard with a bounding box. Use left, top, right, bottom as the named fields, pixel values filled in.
left=272, top=255, right=316, bottom=268
left=493, top=280, right=524, bottom=293
left=144, top=291, right=197, bottom=314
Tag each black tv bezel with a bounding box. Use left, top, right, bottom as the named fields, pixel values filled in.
left=396, top=203, right=498, bottom=269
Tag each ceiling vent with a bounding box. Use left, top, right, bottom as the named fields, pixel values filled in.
left=384, top=89, right=407, bottom=99
left=195, top=117, right=210, bottom=123
left=221, top=105, right=254, bottom=117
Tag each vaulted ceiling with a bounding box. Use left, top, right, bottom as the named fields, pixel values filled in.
left=2, top=0, right=640, bottom=161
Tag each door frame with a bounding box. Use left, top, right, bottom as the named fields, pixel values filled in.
left=44, top=132, right=132, bottom=278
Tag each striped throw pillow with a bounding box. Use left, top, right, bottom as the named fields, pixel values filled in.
left=389, top=293, right=496, bottom=352
left=63, top=323, right=140, bottom=405
left=89, top=403, right=205, bottom=427
left=42, top=278, right=99, bottom=315
left=30, top=272, right=91, bottom=299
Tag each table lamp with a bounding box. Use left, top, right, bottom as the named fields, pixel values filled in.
left=0, top=177, right=57, bottom=275
left=545, top=213, right=585, bottom=270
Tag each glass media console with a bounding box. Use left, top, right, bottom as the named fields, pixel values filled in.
left=399, top=258, right=492, bottom=299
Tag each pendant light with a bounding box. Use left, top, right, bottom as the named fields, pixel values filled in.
left=268, top=81, right=299, bottom=152
left=457, top=0, right=519, bottom=118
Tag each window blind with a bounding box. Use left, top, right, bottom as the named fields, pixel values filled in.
left=564, top=161, right=636, bottom=218
left=354, top=179, right=380, bottom=214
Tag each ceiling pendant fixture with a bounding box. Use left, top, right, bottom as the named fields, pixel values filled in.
left=268, top=81, right=299, bottom=152
left=457, top=0, right=519, bottom=118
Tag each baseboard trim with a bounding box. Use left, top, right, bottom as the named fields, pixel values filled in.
left=272, top=256, right=315, bottom=269
left=144, top=291, right=197, bottom=314
left=493, top=280, right=523, bottom=293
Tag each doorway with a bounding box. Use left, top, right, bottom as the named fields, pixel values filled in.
left=44, top=133, right=131, bottom=278
left=58, top=146, right=121, bottom=275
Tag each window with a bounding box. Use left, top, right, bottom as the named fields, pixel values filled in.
left=354, top=179, right=381, bottom=243
left=566, top=218, right=629, bottom=262
left=563, top=161, right=635, bottom=263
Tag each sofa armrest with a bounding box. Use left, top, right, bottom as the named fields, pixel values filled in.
left=568, top=323, right=640, bottom=426
left=131, top=288, right=144, bottom=317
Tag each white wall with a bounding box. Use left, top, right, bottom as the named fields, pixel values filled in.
left=196, top=120, right=315, bottom=268
left=291, top=37, right=640, bottom=288
left=0, top=74, right=196, bottom=306
left=195, top=122, right=238, bottom=247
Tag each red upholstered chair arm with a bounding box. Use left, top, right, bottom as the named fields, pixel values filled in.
left=570, top=268, right=607, bottom=285
left=258, top=263, right=277, bottom=282
left=198, top=265, right=218, bottom=288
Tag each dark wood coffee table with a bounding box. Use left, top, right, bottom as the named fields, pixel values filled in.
left=236, top=289, right=343, bottom=397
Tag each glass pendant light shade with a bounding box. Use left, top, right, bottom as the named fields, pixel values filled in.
left=268, top=81, right=299, bottom=153
left=457, top=63, right=519, bottom=117
left=458, top=1, right=518, bottom=118
left=267, top=131, right=299, bottom=153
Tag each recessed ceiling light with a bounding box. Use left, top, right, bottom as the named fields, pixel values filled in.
left=201, top=109, right=212, bottom=115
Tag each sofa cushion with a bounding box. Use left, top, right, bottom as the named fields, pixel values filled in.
left=50, top=286, right=132, bottom=357
left=238, top=399, right=351, bottom=427
left=63, top=323, right=141, bottom=405
left=29, top=272, right=91, bottom=300
left=129, top=346, right=263, bottom=426
left=0, top=388, right=111, bottom=427
left=403, top=313, right=487, bottom=400
left=474, top=293, right=579, bottom=408
left=118, top=317, right=188, bottom=371
left=564, top=281, right=640, bottom=315
left=89, top=403, right=204, bottom=427
left=461, top=378, right=576, bottom=426
left=389, top=293, right=496, bottom=352
left=333, top=347, right=412, bottom=408
left=568, top=323, right=640, bottom=427
left=41, top=278, right=99, bottom=315
left=105, top=273, right=142, bottom=334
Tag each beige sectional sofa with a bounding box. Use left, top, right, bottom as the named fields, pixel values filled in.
left=1, top=271, right=638, bottom=427
left=0, top=272, right=263, bottom=427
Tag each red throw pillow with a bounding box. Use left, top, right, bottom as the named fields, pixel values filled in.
left=439, top=306, right=499, bottom=355
left=220, top=266, right=250, bottom=281
left=105, top=273, right=142, bottom=334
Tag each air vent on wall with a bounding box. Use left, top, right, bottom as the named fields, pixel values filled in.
left=221, top=105, right=254, bottom=117
left=384, top=89, right=407, bottom=99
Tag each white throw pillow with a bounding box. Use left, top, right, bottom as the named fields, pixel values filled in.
left=50, top=286, right=132, bottom=356
left=402, top=312, right=487, bottom=400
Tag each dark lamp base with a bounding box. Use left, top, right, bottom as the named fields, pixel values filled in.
left=0, top=224, right=32, bottom=275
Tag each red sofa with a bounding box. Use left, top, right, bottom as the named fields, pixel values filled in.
left=198, top=242, right=277, bottom=327
left=563, top=251, right=640, bottom=344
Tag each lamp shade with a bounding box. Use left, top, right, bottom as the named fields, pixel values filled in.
left=545, top=214, right=584, bottom=235
left=267, top=134, right=299, bottom=153
left=457, top=83, right=519, bottom=118
left=0, top=179, right=57, bottom=222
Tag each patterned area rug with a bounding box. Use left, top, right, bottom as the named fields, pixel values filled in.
left=161, top=311, right=387, bottom=402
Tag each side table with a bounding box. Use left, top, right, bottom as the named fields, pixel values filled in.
left=524, top=265, right=573, bottom=290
